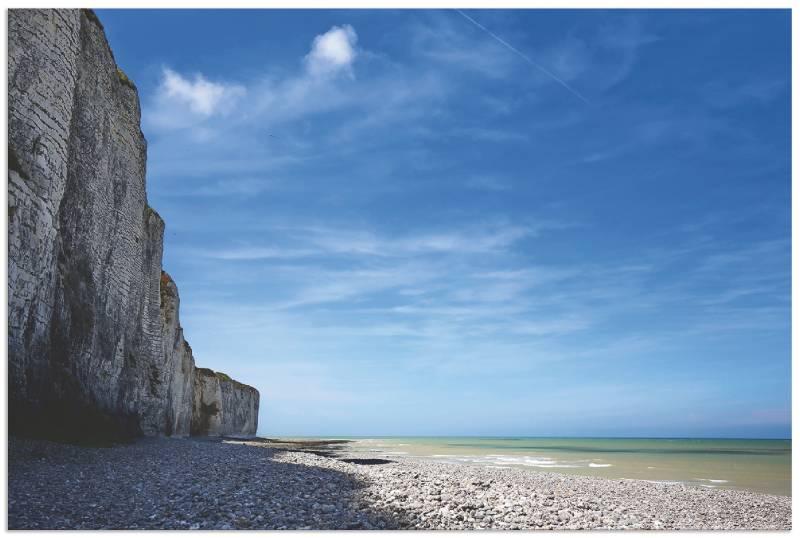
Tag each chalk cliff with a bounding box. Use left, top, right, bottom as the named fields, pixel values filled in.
left=192, top=368, right=260, bottom=438
left=8, top=8, right=259, bottom=441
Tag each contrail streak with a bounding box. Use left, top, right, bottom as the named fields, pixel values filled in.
left=455, top=9, right=590, bottom=104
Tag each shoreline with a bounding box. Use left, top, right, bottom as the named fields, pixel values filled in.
left=339, top=436, right=791, bottom=497
left=9, top=436, right=791, bottom=530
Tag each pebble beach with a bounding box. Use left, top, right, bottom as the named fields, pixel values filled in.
left=8, top=436, right=791, bottom=530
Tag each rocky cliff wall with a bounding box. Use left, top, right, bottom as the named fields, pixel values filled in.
left=8, top=8, right=259, bottom=441
left=192, top=369, right=260, bottom=438
left=159, top=271, right=197, bottom=437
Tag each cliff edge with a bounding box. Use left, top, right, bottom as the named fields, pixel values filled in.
left=8, top=8, right=259, bottom=441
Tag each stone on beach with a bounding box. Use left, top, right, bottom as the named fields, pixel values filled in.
left=8, top=437, right=791, bottom=530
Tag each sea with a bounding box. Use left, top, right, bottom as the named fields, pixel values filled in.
left=335, top=437, right=791, bottom=497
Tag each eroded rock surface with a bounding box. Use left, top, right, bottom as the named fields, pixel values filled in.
left=8, top=8, right=258, bottom=440
left=192, top=368, right=260, bottom=437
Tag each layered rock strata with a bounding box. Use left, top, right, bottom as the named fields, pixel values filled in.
left=8, top=8, right=258, bottom=441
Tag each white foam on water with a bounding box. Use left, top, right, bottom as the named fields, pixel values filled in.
left=622, top=478, right=683, bottom=485
left=424, top=454, right=582, bottom=469
left=493, top=456, right=578, bottom=468
left=522, top=463, right=580, bottom=469
left=588, top=463, right=612, bottom=468
left=491, top=456, right=558, bottom=465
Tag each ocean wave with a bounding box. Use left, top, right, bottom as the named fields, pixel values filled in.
left=486, top=456, right=569, bottom=468
left=694, top=478, right=728, bottom=483
left=622, top=478, right=683, bottom=485
left=424, top=454, right=583, bottom=469
left=519, top=461, right=581, bottom=468
left=588, top=463, right=612, bottom=468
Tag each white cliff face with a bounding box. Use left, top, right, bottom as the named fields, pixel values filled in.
left=159, top=272, right=197, bottom=437
left=192, top=369, right=260, bottom=437
left=8, top=9, right=259, bottom=441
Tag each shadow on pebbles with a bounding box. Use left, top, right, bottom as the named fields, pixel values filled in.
left=8, top=436, right=407, bottom=529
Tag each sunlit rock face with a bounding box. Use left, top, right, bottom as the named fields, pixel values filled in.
left=8, top=8, right=258, bottom=441
left=192, top=368, right=260, bottom=437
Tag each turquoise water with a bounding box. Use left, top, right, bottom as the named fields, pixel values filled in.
left=339, top=437, right=790, bottom=496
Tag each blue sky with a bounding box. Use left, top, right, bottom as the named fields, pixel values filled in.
left=97, top=9, right=790, bottom=438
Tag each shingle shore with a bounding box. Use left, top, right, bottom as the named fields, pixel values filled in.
left=8, top=437, right=790, bottom=530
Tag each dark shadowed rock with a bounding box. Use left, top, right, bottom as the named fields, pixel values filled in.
left=341, top=459, right=396, bottom=465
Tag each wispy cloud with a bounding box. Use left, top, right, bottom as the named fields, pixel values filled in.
left=455, top=9, right=590, bottom=103
left=199, top=246, right=314, bottom=261
left=408, top=11, right=515, bottom=79
left=191, top=220, right=551, bottom=261
left=578, top=105, right=739, bottom=164
left=147, top=67, right=245, bottom=131
left=464, top=175, right=513, bottom=192
left=539, top=15, right=658, bottom=94
left=182, top=212, right=788, bottom=351
left=448, top=126, right=529, bottom=143
left=704, top=77, right=787, bottom=109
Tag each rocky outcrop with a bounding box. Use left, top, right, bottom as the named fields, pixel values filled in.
left=159, top=272, right=197, bottom=437
left=192, top=369, right=260, bottom=437
left=8, top=9, right=259, bottom=441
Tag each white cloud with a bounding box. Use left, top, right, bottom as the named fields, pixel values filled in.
left=304, top=25, right=358, bottom=77
left=199, top=246, right=314, bottom=261
left=276, top=222, right=540, bottom=257
left=153, top=67, right=245, bottom=126
left=144, top=22, right=448, bottom=145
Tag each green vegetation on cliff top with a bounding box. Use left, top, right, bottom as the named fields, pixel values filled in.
left=116, top=67, right=136, bottom=91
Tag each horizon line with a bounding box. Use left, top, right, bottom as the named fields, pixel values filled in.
left=260, top=434, right=792, bottom=441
